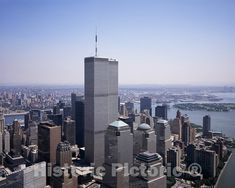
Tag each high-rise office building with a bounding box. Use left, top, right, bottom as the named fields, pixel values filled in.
left=203, top=115, right=211, bottom=136
left=63, top=106, right=72, bottom=119
left=0, top=114, right=4, bottom=153
left=103, top=120, right=133, bottom=188
left=140, top=112, right=153, bottom=126
left=47, top=114, right=63, bottom=127
left=38, top=122, right=61, bottom=164
left=9, top=120, right=23, bottom=155
left=171, top=118, right=182, bottom=140
left=24, top=112, right=30, bottom=130
left=63, top=118, right=76, bottom=145
left=140, top=97, right=152, bottom=116
left=130, top=152, right=166, bottom=188
left=125, top=101, right=134, bottom=115
left=23, top=161, right=47, bottom=188
left=26, top=121, right=38, bottom=146
left=84, top=56, right=118, bottom=166
left=53, top=105, right=61, bottom=115
left=119, top=103, right=128, bottom=116
left=30, top=109, right=41, bottom=122
left=190, top=127, right=196, bottom=144
left=155, top=105, right=167, bottom=120
left=186, top=144, right=196, bottom=166
left=167, top=147, right=181, bottom=174
left=133, top=123, right=156, bottom=156
left=154, top=119, right=172, bottom=165
left=181, top=115, right=191, bottom=146
left=71, top=93, right=85, bottom=147
left=0, top=114, right=4, bottom=133
left=75, top=96, right=85, bottom=147
left=3, top=130, right=10, bottom=153
left=56, top=141, right=72, bottom=167
left=71, top=93, right=77, bottom=120
left=194, top=148, right=217, bottom=178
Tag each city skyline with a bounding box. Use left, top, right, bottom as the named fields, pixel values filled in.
left=1, top=0, right=235, bottom=86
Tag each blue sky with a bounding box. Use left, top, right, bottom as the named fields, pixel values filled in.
left=0, top=0, right=234, bottom=85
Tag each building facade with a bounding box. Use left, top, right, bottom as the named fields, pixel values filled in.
left=84, top=57, right=118, bottom=167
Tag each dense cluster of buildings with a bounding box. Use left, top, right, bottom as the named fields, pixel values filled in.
left=0, top=55, right=231, bottom=188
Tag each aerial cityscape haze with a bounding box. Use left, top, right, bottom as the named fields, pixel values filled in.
left=1, top=0, right=235, bottom=86
left=0, top=0, right=235, bottom=188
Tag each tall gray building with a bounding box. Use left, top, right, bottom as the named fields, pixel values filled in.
left=133, top=123, right=156, bottom=157
left=103, top=120, right=133, bottom=188
left=0, top=114, right=4, bottom=133
left=3, top=130, right=10, bottom=153
left=63, top=118, right=76, bottom=145
left=0, top=114, right=4, bottom=153
left=154, top=119, right=172, bottom=165
left=84, top=57, right=118, bottom=166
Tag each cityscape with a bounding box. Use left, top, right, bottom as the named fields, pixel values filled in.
left=1, top=1, right=235, bottom=188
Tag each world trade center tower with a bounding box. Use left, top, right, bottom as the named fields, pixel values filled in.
left=84, top=56, right=118, bottom=167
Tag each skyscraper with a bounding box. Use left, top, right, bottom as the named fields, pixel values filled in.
left=71, top=93, right=77, bottom=120
left=171, top=118, right=182, bottom=140
left=181, top=115, right=191, bottom=146
left=3, top=130, right=10, bottom=153
left=9, top=120, right=23, bottom=155
left=167, top=147, right=181, bottom=174
left=125, top=101, right=134, bottom=115
left=75, top=96, right=85, bottom=147
left=0, top=114, right=4, bottom=153
left=133, top=123, right=156, bottom=157
left=56, top=141, right=72, bottom=167
left=38, top=122, right=61, bottom=164
left=71, top=94, right=85, bottom=146
left=84, top=56, right=118, bottom=166
left=63, top=118, right=76, bottom=145
left=155, top=105, right=168, bottom=120
left=0, top=114, right=4, bottom=133
left=140, top=97, right=152, bottom=116
left=103, top=120, right=133, bottom=188
left=194, top=148, right=217, bottom=178
left=30, top=109, right=41, bottom=122
left=154, top=119, right=172, bottom=165
left=203, top=115, right=211, bottom=137
left=26, top=121, right=38, bottom=146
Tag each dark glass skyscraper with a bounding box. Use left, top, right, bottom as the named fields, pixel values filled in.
left=155, top=105, right=167, bottom=120
left=203, top=115, right=211, bottom=136
left=140, top=97, right=152, bottom=116
left=75, top=97, right=85, bottom=147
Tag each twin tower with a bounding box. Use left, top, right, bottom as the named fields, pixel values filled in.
left=84, top=56, right=119, bottom=167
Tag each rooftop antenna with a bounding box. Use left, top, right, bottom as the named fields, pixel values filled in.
left=95, top=27, right=98, bottom=57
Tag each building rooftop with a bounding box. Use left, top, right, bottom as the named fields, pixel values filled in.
left=109, top=120, right=128, bottom=128
left=157, top=119, right=168, bottom=124
left=136, top=151, right=162, bottom=163
left=137, top=123, right=151, bottom=130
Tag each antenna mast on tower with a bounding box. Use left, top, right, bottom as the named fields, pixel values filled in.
left=95, top=27, right=98, bottom=56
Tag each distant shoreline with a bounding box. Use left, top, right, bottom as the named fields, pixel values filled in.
left=173, top=103, right=235, bottom=112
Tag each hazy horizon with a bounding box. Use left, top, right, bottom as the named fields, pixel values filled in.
left=1, top=0, right=235, bottom=86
